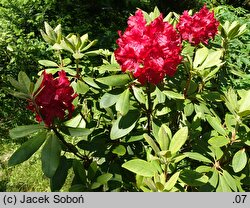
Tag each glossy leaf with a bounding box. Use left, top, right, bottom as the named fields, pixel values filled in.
left=164, top=171, right=180, bottom=191
left=223, top=170, right=237, bottom=192
left=75, top=80, right=89, bottom=94
left=122, top=159, right=158, bottom=177
left=18, top=71, right=31, bottom=93
left=116, top=88, right=130, bottom=115
left=157, top=124, right=171, bottom=151
left=112, top=145, right=126, bottom=156
left=41, top=133, right=61, bottom=178
left=8, top=131, right=47, bottom=166
left=9, top=124, right=44, bottom=139
left=217, top=174, right=231, bottom=192
left=100, top=89, right=123, bottom=109
left=206, top=115, right=226, bottom=136
left=169, top=127, right=188, bottom=154
left=179, top=169, right=209, bottom=186
left=96, top=173, right=113, bottom=184
left=184, top=152, right=212, bottom=163
left=143, top=133, right=160, bottom=154
left=51, top=156, right=72, bottom=191
left=96, top=74, right=131, bottom=87
left=238, top=90, right=250, bottom=117
left=208, top=136, right=230, bottom=147
left=73, top=159, right=87, bottom=184
left=38, top=60, right=58, bottom=67
left=209, top=169, right=219, bottom=188
left=110, top=110, right=140, bottom=140
left=132, top=86, right=146, bottom=104
left=65, top=127, right=91, bottom=137
left=232, top=149, right=247, bottom=173
left=163, top=90, right=184, bottom=100
left=193, top=47, right=209, bottom=68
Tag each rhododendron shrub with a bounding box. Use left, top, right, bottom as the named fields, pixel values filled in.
left=7, top=5, right=249, bottom=192
left=27, top=70, right=77, bottom=127
left=115, top=9, right=182, bottom=85
left=177, top=5, right=220, bottom=45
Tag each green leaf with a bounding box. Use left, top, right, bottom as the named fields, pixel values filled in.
left=115, top=88, right=130, bottom=116
left=38, top=60, right=58, bottom=67
left=112, top=145, right=126, bottom=156
left=110, top=110, right=140, bottom=140
left=8, top=77, right=25, bottom=92
left=206, top=115, right=227, bottom=136
left=65, top=127, right=91, bottom=137
left=164, top=171, right=180, bottom=191
left=98, top=64, right=120, bottom=73
left=122, top=159, right=158, bottom=177
left=51, top=156, right=72, bottom=191
left=87, top=161, right=98, bottom=181
left=132, top=86, right=146, bottom=104
left=179, top=169, right=209, bottom=186
left=18, top=71, right=31, bottom=93
left=193, top=47, right=209, bottom=68
left=154, top=87, right=166, bottom=104
left=38, top=67, right=76, bottom=76
left=96, top=74, right=131, bottom=87
left=200, top=50, right=223, bottom=69
left=238, top=90, right=250, bottom=117
left=163, top=90, right=184, bottom=100
left=196, top=166, right=212, bottom=173
left=75, top=80, right=89, bottom=94
left=209, top=169, right=219, bottom=188
left=73, top=159, right=86, bottom=184
left=40, top=29, right=54, bottom=44
left=184, top=101, right=194, bottom=117
left=157, top=124, right=171, bottom=151
left=223, top=170, right=237, bottom=192
left=208, top=136, right=230, bottom=147
left=33, top=75, right=44, bottom=94
left=184, top=152, right=213, bottom=163
left=96, top=173, right=113, bottom=184
left=9, top=124, right=44, bottom=139
left=82, top=77, right=101, bottom=89
left=41, top=133, right=61, bottom=178
left=100, top=88, right=123, bottom=109
left=44, top=22, right=56, bottom=41
left=8, top=131, right=47, bottom=166
left=169, top=127, right=188, bottom=154
left=143, top=134, right=160, bottom=154
left=232, top=149, right=247, bottom=173
left=228, top=22, right=241, bottom=39
left=5, top=88, right=30, bottom=100
left=69, top=184, right=85, bottom=192
left=81, top=39, right=98, bottom=52
left=73, top=52, right=84, bottom=60
left=64, top=114, right=86, bottom=128
left=217, top=174, right=231, bottom=192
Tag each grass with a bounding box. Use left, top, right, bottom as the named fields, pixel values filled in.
left=0, top=138, right=73, bottom=192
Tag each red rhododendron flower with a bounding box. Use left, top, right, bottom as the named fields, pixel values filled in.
left=114, top=9, right=182, bottom=85
left=27, top=70, right=77, bottom=127
left=176, top=5, right=219, bottom=45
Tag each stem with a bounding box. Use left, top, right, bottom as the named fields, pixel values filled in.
left=52, top=127, right=88, bottom=161
left=146, top=83, right=152, bottom=135
left=57, top=50, right=63, bottom=67
left=183, top=72, right=191, bottom=98
left=129, top=85, right=147, bottom=111
left=76, top=59, right=80, bottom=79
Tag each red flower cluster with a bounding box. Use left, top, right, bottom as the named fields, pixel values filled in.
left=176, top=5, right=219, bottom=45
left=28, top=70, right=77, bottom=127
left=114, top=9, right=182, bottom=85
